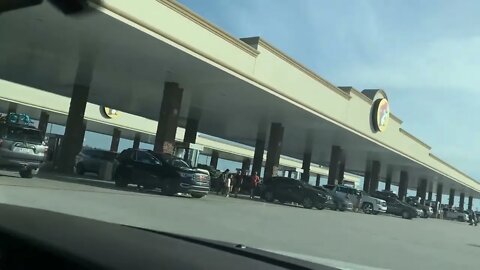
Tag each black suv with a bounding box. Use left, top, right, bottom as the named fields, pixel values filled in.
left=114, top=149, right=210, bottom=198
left=261, top=177, right=329, bottom=209
left=371, top=191, right=417, bottom=219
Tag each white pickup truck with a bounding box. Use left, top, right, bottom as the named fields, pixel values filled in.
left=443, top=208, right=468, bottom=222
left=324, top=185, right=387, bottom=214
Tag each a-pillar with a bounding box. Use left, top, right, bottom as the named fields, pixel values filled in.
left=264, top=123, right=284, bottom=180
left=183, top=118, right=199, bottom=161
left=369, top=161, right=381, bottom=193
left=301, top=152, right=311, bottom=183
left=416, top=179, right=427, bottom=204
left=315, top=174, right=321, bottom=187
left=385, top=170, right=392, bottom=191
left=436, top=184, right=443, bottom=203
left=133, top=133, right=141, bottom=149
left=153, top=82, right=183, bottom=154
left=363, top=171, right=371, bottom=192
left=427, top=191, right=433, bottom=201
left=448, top=188, right=455, bottom=207
left=327, top=146, right=342, bottom=185
left=38, top=111, right=49, bottom=137
left=459, top=192, right=465, bottom=210
left=468, top=196, right=473, bottom=210
left=210, top=150, right=219, bottom=169
left=7, top=103, right=17, bottom=114
left=241, top=158, right=251, bottom=175
left=110, top=128, right=121, bottom=152
left=398, top=171, right=409, bottom=201
left=251, top=136, right=265, bottom=176
left=57, top=58, right=92, bottom=173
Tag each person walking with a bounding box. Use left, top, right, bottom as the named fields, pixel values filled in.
left=468, top=209, right=478, bottom=226
left=224, top=174, right=232, bottom=198
left=355, top=190, right=363, bottom=212
left=233, top=171, right=243, bottom=198
left=217, top=169, right=230, bottom=195
left=249, top=171, right=260, bottom=199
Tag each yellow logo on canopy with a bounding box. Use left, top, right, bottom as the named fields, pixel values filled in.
left=100, top=106, right=120, bottom=119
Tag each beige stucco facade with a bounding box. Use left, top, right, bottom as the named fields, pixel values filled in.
left=90, top=0, right=479, bottom=193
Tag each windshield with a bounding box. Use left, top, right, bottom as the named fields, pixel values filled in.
left=161, top=155, right=191, bottom=168
left=0, top=125, right=43, bottom=144
left=1, top=1, right=479, bottom=270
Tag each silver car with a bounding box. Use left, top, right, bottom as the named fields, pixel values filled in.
left=75, top=148, right=117, bottom=176
left=0, top=123, right=47, bottom=178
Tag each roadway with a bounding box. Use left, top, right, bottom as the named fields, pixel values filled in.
left=0, top=172, right=478, bottom=270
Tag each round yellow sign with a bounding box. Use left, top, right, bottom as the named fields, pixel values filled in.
left=372, top=98, right=390, bottom=132
left=100, top=106, right=120, bottom=119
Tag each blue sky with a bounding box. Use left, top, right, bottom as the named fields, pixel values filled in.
left=178, top=0, right=480, bottom=180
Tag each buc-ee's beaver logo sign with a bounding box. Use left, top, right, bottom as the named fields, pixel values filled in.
left=372, top=98, right=390, bottom=132
left=100, top=106, right=120, bottom=119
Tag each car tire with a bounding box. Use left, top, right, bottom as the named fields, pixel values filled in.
left=76, top=163, right=85, bottom=175
left=161, top=180, right=176, bottom=196
left=315, top=202, right=325, bottom=210
left=402, top=211, right=411, bottom=219
left=264, top=191, right=275, bottom=202
left=302, top=197, right=314, bottom=209
left=362, top=203, right=374, bottom=214
left=457, top=216, right=465, bottom=222
left=19, top=169, right=33, bottom=178
left=191, top=193, right=205, bottom=199
left=114, top=172, right=128, bottom=188
left=422, top=210, right=428, bottom=218
left=373, top=211, right=379, bottom=215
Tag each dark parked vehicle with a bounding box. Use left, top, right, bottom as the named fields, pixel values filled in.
left=406, top=196, right=433, bottom=218
left=261, top=177, right=329, bottom=209
left=321, top=185, right=354, bottom=211
left=371, top=191, right=417, bottom=219
left=113, top=149, right=210, bottom=198
left=75, top=148, right=117, bottom=176
left=0, top=121, right=47, bottom=178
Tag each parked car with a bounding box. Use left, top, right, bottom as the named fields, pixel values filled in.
left=442, top=207, right=468, bottom=222
left=371, top=191, right=418, bottom=219
left=0, top=121, right=47, bottom=178
left=75, top=148, right=117, bottom=176
left=318, top=185, right=353, bottom=211
left=406, top=196, right=434, bottom=218
left=323, top=185, right=387, bottom=214
left=113, top=148, right=210, bottom=198
left=261, top=177, right=329, bottom=209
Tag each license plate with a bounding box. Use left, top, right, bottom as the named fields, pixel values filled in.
left=13, top=147, right=34, bottom=154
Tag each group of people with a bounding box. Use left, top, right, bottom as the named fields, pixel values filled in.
left=217, top=169, right=260, bottom=199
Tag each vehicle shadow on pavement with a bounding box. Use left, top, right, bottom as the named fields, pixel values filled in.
left=36, top=171, right=195, bottom=199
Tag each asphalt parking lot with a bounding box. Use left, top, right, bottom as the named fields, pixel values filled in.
left=0, top=172, right=478, bottom=270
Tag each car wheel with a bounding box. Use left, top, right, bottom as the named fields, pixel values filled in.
left=114, top=172, right=128, bottom=188
left=19, top=169, right=33, bottom=178
left=422, top=210, right=428, bottom=218
left=362, top=203, right=374, bottom=214
left=373, top=211, right=379, bottom=215
left=302, top=197, right=314, bottom=209
left=76, top=163, right=85, bottom=175
left=191, top=193, right=205, bottom=199
left=402, top=211, right=411, bottom=219
left=315, top=202, right=325, bottom=210
left=161, top=180, right=176, bottom=196
left=264, top=191, right=275, bottom=202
